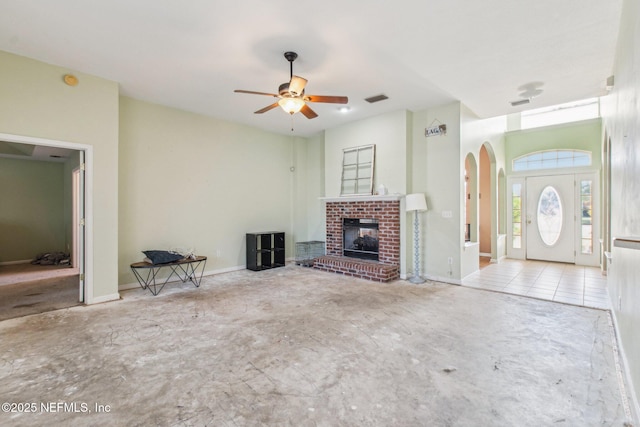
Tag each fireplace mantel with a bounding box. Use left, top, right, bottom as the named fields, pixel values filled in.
left=319, top=194, right=403, bottom=203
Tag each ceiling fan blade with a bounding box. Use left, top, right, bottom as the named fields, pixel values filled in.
left=300, top=104, right=318, bottom=119
left=304, top=95, right=348, bottom=104
left=254, top=102, right=280, bottom=114
left=235, top=89, right=279, bottom=97
left=288, top=76, right=308, bottom=96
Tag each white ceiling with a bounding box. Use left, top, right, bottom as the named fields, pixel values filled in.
left=0, top=0, right=623, bottom=137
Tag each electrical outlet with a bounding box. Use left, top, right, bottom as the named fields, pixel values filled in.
left=448, top=257, right=453, bottom=265
left=442, top=210, right=452, bottom=218
left=216, top=249, right=221, bottom=257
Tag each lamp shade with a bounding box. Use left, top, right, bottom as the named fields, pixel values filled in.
left=406, top=193, right=428, bottom=212
left=288, top=76, right=308, bottom=96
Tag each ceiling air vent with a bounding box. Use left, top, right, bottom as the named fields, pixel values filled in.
left=510, top=98, right=531, bottom=107
left=365, top=94, right=389, bottom=103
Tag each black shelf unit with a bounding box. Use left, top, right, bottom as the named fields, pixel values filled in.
left=246, top=232, right=285, bottom=271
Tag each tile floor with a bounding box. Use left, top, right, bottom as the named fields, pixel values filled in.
left=462, top=258, right=610, bottom=309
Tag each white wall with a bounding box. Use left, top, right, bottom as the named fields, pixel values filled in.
left=118, top=97, right=298, bottom=284
left=601, top=0, right=640, bottom=418
left=0, top=50, right=119, bottom=301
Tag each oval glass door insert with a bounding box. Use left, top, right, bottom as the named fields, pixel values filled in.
left=537, top=186, right=563, bottom=246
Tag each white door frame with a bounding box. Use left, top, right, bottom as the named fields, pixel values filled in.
left=574, top=171, right=600, bottom=266
left=72, top=166, right=83, bottom=301
left=0, top=132, right=94, bottom=303
left=507, top=169, right=600, bottom=266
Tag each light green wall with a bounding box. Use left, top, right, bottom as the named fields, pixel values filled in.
left=504, top=118, right=602, bottom=174
left=0, top=158, right=65, bottom=261
left=118, top=97, right=297, bottom=284
left=0, top=50, right=119, bottom=301
left=324, top=110, right=409, bottom=197
left=412, top=103, right=462, bottom=281
left=0, top=49, right=511, bottom=296
left=410, top=102, right=506, bottom=282
left=601, top=0, right=640, bottom=418
left=295, top=132, right=325, bottom=242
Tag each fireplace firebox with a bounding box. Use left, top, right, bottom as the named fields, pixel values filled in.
left=343, top=218, right=379, bottom=261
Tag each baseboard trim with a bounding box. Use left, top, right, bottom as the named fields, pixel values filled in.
left=609, top=307, right=640, bottom=425
left=0, top=259, right=32, bottom=266
left=89, top=293, right=120, bottom=305
left=425, top=274, right=462, bottom=286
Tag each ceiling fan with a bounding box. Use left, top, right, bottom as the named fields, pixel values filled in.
left=234, top=51, right=348, bottom=119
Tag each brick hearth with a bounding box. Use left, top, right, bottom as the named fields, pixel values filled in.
left=314, top=196, right=401, bottom=282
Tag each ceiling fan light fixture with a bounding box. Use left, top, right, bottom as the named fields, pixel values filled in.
left=235, top=51, right=347, bottom=122
left=278, top=97, right=305, bottom=114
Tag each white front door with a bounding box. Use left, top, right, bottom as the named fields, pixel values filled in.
left=526, top=174, right=575, bottom=263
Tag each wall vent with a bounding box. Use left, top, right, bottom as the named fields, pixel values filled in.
left=365, top=94, right=389, bottom=103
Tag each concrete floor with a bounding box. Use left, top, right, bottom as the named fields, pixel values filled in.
left=0, top=264, right=80, bottom=321
left=0, top=265, right=632, bottom=426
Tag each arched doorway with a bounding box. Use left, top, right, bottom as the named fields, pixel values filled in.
left=479, top=143, right=497, bottom=263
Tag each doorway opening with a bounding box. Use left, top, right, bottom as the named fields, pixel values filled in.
left=507, top=171, right=599, bottom=266
left=479, top=143, right=498, bottom=262
left=0, top=133, right=91, bottom=319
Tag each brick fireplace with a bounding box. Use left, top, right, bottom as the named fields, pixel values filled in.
left=314, top=196, right=401, bottom=282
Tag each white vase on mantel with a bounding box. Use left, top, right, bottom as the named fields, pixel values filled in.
left=377, top=184, right=388, bottom=196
